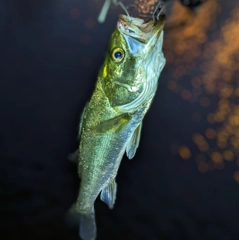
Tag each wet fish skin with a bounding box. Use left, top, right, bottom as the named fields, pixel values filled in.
left=74, top=13, right=166, bottom=240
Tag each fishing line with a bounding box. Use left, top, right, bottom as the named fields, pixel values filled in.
left=113, top=0, right=130, bottom=18
left=98, top=0, right=130, bottom=23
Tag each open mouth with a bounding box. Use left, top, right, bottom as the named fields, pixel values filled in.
left=117, top=14, right=165, bottom=42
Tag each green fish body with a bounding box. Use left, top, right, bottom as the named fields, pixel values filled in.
left=74, top=13, right=166, bottom=240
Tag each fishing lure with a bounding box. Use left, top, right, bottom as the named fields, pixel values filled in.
left=72, top=1, right=166, bottom=239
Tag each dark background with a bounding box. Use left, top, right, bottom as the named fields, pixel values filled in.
left=1, top=0, right=239, bottom=239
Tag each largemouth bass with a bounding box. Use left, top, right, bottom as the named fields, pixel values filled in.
left=73, top=2, right=166, bottom=240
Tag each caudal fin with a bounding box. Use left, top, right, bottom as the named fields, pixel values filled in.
left=79, top=208, right=97, bottom=240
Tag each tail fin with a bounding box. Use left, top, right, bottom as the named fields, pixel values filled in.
left=79, top=208, right=97, bottom=240
left=65, top=204, right=81, bottom=228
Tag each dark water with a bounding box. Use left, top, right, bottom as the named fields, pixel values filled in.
left=1, top=0, right=239, bottom=240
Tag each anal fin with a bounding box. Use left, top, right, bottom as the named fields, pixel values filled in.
left=126, top=122, right=142, bottom=159
left=100, top=179, right=117, bottom=209
left=68, top=150, right=79, bottom=163
left=68, top=150, right=82, bottom=177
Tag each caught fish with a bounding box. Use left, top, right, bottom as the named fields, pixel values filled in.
left=72, top=1, right=166, bottom=239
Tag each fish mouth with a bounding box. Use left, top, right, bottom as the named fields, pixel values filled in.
left=117, top=14, right=165, bottom=43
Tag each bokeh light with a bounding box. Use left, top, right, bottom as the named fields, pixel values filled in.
left=166, top=0, right=239, bottom=181
left=178, top=145, right=191, bottom=160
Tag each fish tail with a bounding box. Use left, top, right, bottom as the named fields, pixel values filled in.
left=79, top=208, right=97, bottom=240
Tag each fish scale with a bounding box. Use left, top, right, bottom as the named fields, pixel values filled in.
left=72, top=2, right=166, bottom=239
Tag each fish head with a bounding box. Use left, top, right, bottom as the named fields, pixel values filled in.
left=101, top=14, right=166, bottom=109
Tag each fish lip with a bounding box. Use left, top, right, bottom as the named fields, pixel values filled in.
left=117, top=14, right=165, bottom=42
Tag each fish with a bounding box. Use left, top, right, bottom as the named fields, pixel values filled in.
left=72, top=2, right=166, bottom=240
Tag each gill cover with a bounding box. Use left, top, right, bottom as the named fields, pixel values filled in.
left=102, top=14, right=166, bottom=111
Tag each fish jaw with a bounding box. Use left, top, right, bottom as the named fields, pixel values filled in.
left=99, top=14, right=165, bottom=110
left=117, top=14, right=165, bottom=47
left=111, top=14, right=166, bottom=112
left=116, top=14, right=165, bottom=60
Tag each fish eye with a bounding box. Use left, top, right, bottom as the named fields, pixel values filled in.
left=112, top=48, right=124, bottom=62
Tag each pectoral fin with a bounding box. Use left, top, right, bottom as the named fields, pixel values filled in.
left=126, top=122, right=142, bottom=159
left=94, top=113, right=131, bottom=133
left=100, top=179, right=117, bottom=209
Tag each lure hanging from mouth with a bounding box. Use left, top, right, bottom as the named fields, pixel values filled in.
left=72, top=1, right=166, bottom=240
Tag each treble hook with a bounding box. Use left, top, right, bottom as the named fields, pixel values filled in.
left=153, top=0, right=166, bottom=24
